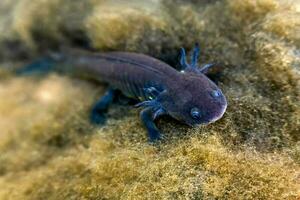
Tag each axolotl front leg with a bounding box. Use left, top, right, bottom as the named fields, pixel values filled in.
left=140, top=107, right=165, bottom=142
left=136, top=88, right=167, bottom=142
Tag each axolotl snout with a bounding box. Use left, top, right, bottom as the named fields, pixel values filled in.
left=19, top=44, right=227, bottom=142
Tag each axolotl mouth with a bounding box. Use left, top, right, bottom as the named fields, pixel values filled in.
left=208, top=102, right=227, bottom=124
left=185, top=104, right=227, bottom=127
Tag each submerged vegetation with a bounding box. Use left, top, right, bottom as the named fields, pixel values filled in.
left=0, top=0, right=299, bottom=199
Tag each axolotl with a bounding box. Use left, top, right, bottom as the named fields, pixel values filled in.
left=19, top=44, right=227, bottom=142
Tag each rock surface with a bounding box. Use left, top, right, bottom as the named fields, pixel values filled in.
left=0, top=0, right=299, bottom=199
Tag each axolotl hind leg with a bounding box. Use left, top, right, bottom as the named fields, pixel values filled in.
left=90, top=89, right=117, bottom=125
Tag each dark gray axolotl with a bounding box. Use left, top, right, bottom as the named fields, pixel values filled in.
left=18, top=44, right=227, bottom=142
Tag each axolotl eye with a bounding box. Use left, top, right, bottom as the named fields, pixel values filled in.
left=211, top=90, right=221, bottom=98
left=190, top=107, right=202, bottom=119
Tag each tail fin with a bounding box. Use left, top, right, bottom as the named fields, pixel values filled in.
left=15, top=52, right=65, bottom=76
left=15, top=57, right=56, bottom=76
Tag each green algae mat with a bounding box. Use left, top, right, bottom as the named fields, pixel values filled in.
left=0, top=0, right=300, bottom=199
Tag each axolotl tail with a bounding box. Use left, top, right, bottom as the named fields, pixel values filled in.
left=14, top=53, right=88, bottom=79
left=15, top=50, right=100, bottom=80
left=15, top=56, right=59, bottom=76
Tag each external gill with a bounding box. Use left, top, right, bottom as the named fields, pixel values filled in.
left=180, top=43, right=215, bottom=74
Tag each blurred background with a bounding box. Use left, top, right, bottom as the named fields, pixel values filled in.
left=0, top=0, right=299, bottom=199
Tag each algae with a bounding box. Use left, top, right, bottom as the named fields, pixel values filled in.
left=0, top=0, right=300, bottom=199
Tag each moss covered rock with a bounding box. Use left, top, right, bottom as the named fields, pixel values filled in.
left=0, top=0, right=299, bottom=199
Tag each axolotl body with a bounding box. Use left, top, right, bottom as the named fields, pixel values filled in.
left=20, top=45, right=227, bottom=142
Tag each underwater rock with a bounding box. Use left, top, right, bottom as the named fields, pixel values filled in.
left=0, top=0, right=299, bottom=199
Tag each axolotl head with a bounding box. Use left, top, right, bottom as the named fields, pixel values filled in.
left=157, top=44, right=228, bottom=126
left=159, top=71, right=227, bottom=126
